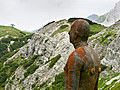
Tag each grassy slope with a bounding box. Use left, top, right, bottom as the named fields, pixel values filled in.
left=39, top=72, right=120, bottom=90
left=68, top=18, right=107, bottom=36
left=39, top=18, right=120, bottom=90
left=0, top=25, right=32, bottom=59
left=0, top=25, right=33, bottom=88
left=34, top=18, right=108, bottom=90
left=0, top=25, right=31, bottom=37
left=0, top=18, right=113, bottom=90
left=51, top=18, right=106, bottom=37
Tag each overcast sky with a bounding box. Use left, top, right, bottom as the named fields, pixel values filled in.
left=0, top=0, right=120, bottom=32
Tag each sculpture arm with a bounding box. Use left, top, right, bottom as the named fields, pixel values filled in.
left=67, top=55, right=83, bottom=90
left=64, top=63, right=68, bottom=89
left=94, top=67, right=101, bottom=90
left=94, top=74, right=99, bottom=90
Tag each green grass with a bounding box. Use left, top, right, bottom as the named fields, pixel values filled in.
left=49, top=54, right=61, bottom=68
left=24, top=64, right=39, bottom=78
left=51, top=18, right=106, bottom=37
left=0, top=25, right=31, bottom=37
left=98, top=77, right=111, bottom=89
left=68, top=18, right=96, bottom=25
left=0, top=34, right=32, bottom=64
left=33, top=71, right=120, bottom=90
left=34, top=72, right=65, bottom=90
left=98, top=29, right=117, bottom=45
left=90, top=24, right=106, bottom=36
left=0, top=50, right=19, bottom=69
left=23, top=55, right=39, bottom=69
left=98, top=72, right=120, bottom=89
left=111, top=81, right=120, bottom=90
left=102, top=79, right=118, bottom=90
left=0, top=56, right=21, bottom=86
left=45, top=72, right=65, bottom=90
left=0, top=54, right=39, bottom=87
left=51, top=25, right=69, bottom=37
left=100, top=64, right=107, bottom=71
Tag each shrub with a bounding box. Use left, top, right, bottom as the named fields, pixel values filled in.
left=40, top=82, right=47, bottom=87
left=111, top=81, right=120, bottom=90
left=32, top=55, right=39, bottom=60
left=32, top=84, right=36, bottom=88
left=59, top=25, right=68, bottom=29
left=0, top=43, right=8, bottom=57
left=100, top=64, right=107, bottom=71
left=9, top=80, right=13, bottom=83
left=10, top=35, right=32, bottom=51
left=23, top=55, right=39, bottom=69
left=39, top=60, right=44, bottom=64
left=12, top=76, right=15, bottom=80
left=45, top=72, right=65, bottom=90
left=10, top=41, right=25, bottom=51
left=20, top=79, right=24, bottom=83
left=68, top=18, right=96, bottom=25
left=0, top=72, right=8, bottom=85
left=10, top=63, right=19, bottom=72
left=51, top=25, right=69, bottom=37
left=34, top=87, right=40, bottom=90
left=45, top=39, right=49, bottom=43
left=1, top=38, right=11, bottom=43
left=0, top=58, right=20, bottom=86
left=0, top=50, right=18, bottom=65
left=36, top=76, right=39, bottom=81
left=24, top=64, right=39, bottom=78
left=49, top=54, right=61, bottom=68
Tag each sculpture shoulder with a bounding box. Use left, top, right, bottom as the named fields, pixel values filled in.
left=68, top=46, right=87, bottom=62
left=68, top=45, right=99, bottom=63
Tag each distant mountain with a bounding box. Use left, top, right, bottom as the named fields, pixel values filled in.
left=87, top=14, right=99, bottom=21
left=96, top=1, right=120, bottom=26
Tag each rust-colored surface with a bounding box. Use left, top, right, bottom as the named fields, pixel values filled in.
left=65, top=19, right=101, bottom=90
left=68, top=19, right=90, bottom=47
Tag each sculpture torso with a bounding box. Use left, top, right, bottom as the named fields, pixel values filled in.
left=65, top=45, right=100, bottom=90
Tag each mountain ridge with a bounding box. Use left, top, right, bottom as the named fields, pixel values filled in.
left=0, top=18, right=120, bottom=90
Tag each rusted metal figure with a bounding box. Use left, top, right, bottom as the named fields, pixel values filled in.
left=64, top=19, right=101, bottom=90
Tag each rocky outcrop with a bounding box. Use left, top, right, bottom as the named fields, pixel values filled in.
left=5, top=19, right=120, bottom=90
left=5, top=19, right=74, bottom=90
left=89, top=20, right=120, bottom=72
left=88, top=20, right=120, bottom=89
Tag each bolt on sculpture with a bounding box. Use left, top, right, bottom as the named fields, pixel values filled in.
left=64, top=19, right=101, bottom=90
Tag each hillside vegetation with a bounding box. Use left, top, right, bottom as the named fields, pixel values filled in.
left=50, top=18, right=106, bottom=37
left=1, top=18, right=120, bottom=90
left=0, top=25, right=33, bottom=89
left=0, top=25, right=31, bottom=37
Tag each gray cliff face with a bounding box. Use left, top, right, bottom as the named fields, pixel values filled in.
left=96, top=1, right=120, bottom=26
left=88, top=20, right=120, bottom=89
left=5, top=19, right=120, bottom=90
left=89, top=20, right=120, bottom=72
left=5, top=20, right=74, bottom=90
left=89, top=20, right=120, bottom=70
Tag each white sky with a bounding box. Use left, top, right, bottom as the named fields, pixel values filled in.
left=0, top=0, right=120, bottom=32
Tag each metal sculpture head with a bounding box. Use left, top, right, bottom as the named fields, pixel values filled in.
left=69, top=19, right=90, bottom=46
